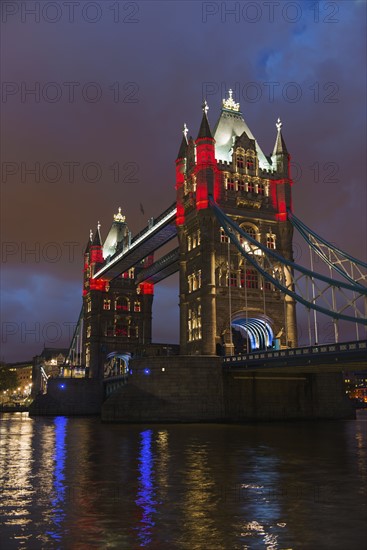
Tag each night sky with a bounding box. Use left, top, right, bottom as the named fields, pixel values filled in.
left=1, top=0, right=366, bottom=362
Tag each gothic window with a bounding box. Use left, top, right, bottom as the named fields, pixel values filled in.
left=230, top=271, right=238, bottom=287
left=248, top=180, right=255, bottom=193
left=134, top=301, right=141, bottom=312
left=188, top=270, right=201, bottom=293
left=237, top=156, right=244, bottom=169
left=245, top=269, right=259, bottom=289
left=266, top=234, right=276, bottom=249
left=188, top=309, right=192, bottom=342
left=257, top=182, right=265, bottom=196
left=129, top=325, right=138, bottom=338
left=188, top=275, right=193, bottom=293
left=103, top=299, right=111, bottom=310
left=122, top=268, right=134, bottom=279
left=226, top=177, right=235, bottom=190
left=87, top=325, right=91, bottom=338
left=220, top=228, right=229, bottom=243
left=116, top=297, right=129, bottom=311
left=188, top=305, right=202, bottom=341
left=238, top=179, right=245, bottom=191
left=243, top=226, right=256, bottom=240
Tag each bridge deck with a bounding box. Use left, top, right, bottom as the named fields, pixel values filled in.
left=223, top=340, right=367, bottom=372
left=94, top=203, right=177, bottom=281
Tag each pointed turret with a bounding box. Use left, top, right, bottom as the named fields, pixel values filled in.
left=195, top=101, right=215, bottom=166
left=84, top=229, right=93, bottom=253
left=270, top=118, right=292, bottom=220
left=176, top=125, right=189, bottom=226
left=195, top=100, right=218, bottom=209
left=273, top=118, right=288, bottom=156
left=197, top=100, right=213, bottom=139
left=271, top=118, right=290, bottom=177
left=92, top=222, right=102, bottom=246
left=90, top=222, right=104, bottom=265
left=176, top=123, right=189, bottom=160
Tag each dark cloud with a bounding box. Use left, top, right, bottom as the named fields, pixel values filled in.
left=1, top=0, right=365, bottom=361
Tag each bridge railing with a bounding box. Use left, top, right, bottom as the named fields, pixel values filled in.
left=130, top=202, right=177, bottom=245
left=223, top=340, right=367, bottom=366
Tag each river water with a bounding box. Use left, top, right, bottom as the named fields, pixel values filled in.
left=0, top=412, right=366, bottom=550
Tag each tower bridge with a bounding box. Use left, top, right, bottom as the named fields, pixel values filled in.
left=30, top=90, right=366, bottom=421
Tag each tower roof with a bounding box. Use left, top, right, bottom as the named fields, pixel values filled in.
left=272, top=118, right=289, bottom=155
left=196, top=100, right=213, bottom=139
left=176, top=124, right=189, bottom=159
left=92, top=222, right=102, bottom=247
left=213, top=90, right=271, bottom=169
left=103, top=208, right=128, bottom=259
left=84, top=229, right=93, bottom=253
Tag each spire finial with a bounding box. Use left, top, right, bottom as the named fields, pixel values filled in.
left=114, top=207, right=126, bottom=222
left=89, top=229, right=93, bottom=241
left=222, top=89, right=240, bottom=112
left=97, top=221, right=101, bottom=231
left=183, top=123, right=188, bottom=139
left=202, top=99, right=209, bottom=115
left=276, top=117, right=282, bottom=132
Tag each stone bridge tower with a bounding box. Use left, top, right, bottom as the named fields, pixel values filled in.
left=175, top=91, right=297, bottom=356
left=82, top=208, right=153, bottom=378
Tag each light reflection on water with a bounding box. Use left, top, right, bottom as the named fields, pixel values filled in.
left=135, top=429, right=157, bottom=546
left=0, top=411, right=366, bottom=549
left=46, top=416, right=68, bottom=543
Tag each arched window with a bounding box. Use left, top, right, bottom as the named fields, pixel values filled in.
left=220, top=228, right=229, bottom=243
left=226, top=177, right=236, bottom=190
left=248, top=180, right=255, bottom=193
left=245, top=269, right=258, bottom=289
left=243, top=226, right=256, bottom=240
left=237, top=156, right=244, bottom=169
left=238, top=178, right=245, bottom=191
left=116, top=297, right=129, bottom=311
left=266, top=234, right=276, bottom=249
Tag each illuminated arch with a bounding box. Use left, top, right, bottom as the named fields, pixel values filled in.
left=103, top=351, right=131, bottom=378
left=231, top=316, right=274, bottom=352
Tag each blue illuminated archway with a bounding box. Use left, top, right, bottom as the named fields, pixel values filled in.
left=231, top=316, right=274, bottom=352
left=103, top=352, right=131, bottom=378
